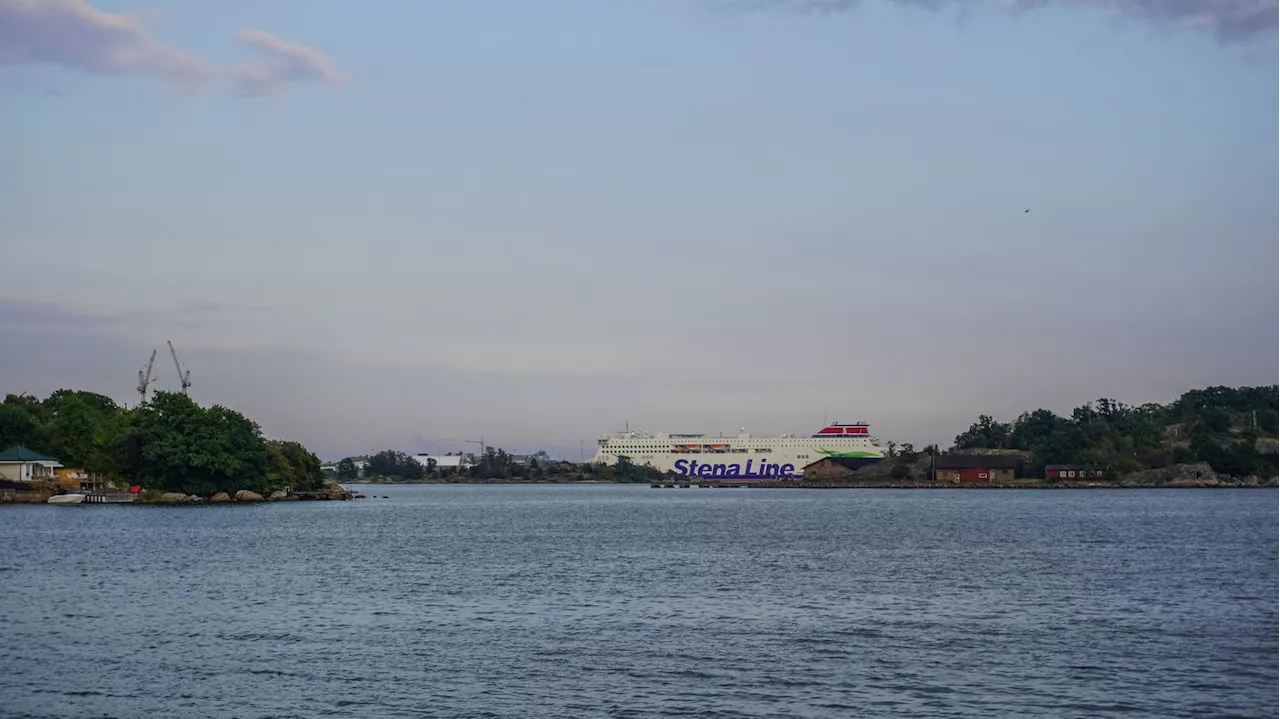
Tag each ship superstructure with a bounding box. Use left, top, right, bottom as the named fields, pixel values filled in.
left=591, top=422, right=887, bottom=480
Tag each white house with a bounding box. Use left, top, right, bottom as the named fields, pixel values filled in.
left=0, top=446, right=63, bottom=482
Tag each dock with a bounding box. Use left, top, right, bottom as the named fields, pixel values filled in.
left=84, top=493, right=136, bottom=504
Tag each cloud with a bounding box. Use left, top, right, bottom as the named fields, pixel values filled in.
left=0, top=0, right=218, bottom=87
left=178, top=300, right=269, bottom=314
left=0, top=298, right=122, bottom=330
left=730, top=0, right=1279, bottom=45
left=233, top=29, right=346, bottom=98
left=0, top=1, right=346, bottom=97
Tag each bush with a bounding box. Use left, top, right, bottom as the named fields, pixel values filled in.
left=1110, top=458, right=1143, bottom=477
left=1199, top=408, right=1232, bottom=434
left=136, top=488, right=166, bottom=504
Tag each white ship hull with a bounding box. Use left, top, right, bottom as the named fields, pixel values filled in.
left=591, top=422, right=887, bottom=480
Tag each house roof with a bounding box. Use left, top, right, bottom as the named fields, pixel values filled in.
left=0, top=445, right=58, bottom=463
left=934, top=454, right=1022, bottom=470
left=1045, top=464, right=1108, bottom=472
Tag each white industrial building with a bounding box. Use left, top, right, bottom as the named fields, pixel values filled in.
left=414, top=453, right=470, bottom=471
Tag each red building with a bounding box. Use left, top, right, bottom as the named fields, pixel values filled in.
left=932, top=454, right=1022, bottom=483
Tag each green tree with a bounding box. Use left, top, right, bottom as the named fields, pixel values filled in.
left=1110, top=458, right=1143, bottom=477
left=124, top=391, right=270, bottom=496
left=366, top=450, right=426, bottom=480
left=0, top=399, right=39, bottom=449
left=336, top=457, right=360, bottom=479
left=266, top=440, right=325, bottom=493
left=1199, top=408, right=1232, bottom=434
left=39, top=391, right=124, bottom=473
left=953, top=414, right=1012, bottom=450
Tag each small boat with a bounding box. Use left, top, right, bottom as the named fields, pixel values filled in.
left=48, top=494, right=86, bottom=505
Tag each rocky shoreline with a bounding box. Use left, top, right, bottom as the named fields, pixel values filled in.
left=140, top=481, right=358, bottom=505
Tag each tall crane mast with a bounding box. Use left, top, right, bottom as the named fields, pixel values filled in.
left=137, top=349, right=157, bottom=405
left=167, top=340, right=192, bottom=395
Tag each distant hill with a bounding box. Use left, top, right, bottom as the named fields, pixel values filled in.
left=951, top=385, right=1278, bottom=478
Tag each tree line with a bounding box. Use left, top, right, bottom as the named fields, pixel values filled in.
left=950, top=385, right=1278, bottom=478
left=338, top=446, right=672, bottom=483
left=0, top=389, right=326, bottom=496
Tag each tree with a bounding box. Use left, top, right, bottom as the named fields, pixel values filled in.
left=1110, top=458, right=1143, bottom=477
left=953, top=414, right=1012, bottom=450
left=366, top=450, right=425, bottom=480
left=123, top=391, right=270, bottom=496
left=39, top=391, right=124, bottom=473
left=266, top=440, right=325, bottom=493
left=0, top=400, right=39, bottom=449
left=336, top=457, right=359, bottom=479
left=1199, top=408, right=1232, bottom=434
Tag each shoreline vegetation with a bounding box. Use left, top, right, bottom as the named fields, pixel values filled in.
left=0, top=389, right=340, bottom=504
left=340, top=385, right=1279, bottom=490
left=1, top=384, right=1276, bottom=502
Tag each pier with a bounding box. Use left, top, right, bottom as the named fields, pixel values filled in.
left=84, top=493, right=136, bottom=504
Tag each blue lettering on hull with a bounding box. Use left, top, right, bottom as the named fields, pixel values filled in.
left=672, top=458, right=800, bottom=479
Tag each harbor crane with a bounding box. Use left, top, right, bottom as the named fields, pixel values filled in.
left=167, top=340, right=192, bottom=395
left=137, top=349, right=157, bottom=405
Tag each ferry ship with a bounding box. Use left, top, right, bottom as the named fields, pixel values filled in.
left=591, top=422, right=888, bottom=480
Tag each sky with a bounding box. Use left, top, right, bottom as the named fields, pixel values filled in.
left=1, top=0, right=1277, bottom=460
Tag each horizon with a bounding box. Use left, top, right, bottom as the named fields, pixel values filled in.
left=3, top=0, right=1277, bottom=461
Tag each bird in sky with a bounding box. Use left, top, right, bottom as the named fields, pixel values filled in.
left=1024, top=209, right=1030, bottom=213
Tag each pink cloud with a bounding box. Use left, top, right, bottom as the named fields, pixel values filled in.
left=0, top=0, right=218, bottom=87
left=234, top=29, right=348, bottom=98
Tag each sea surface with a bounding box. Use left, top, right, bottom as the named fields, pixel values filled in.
left=1, top=485, right=1276, bottom=718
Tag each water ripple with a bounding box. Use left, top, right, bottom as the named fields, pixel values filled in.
left=0, top=485, right=1275, bottom=718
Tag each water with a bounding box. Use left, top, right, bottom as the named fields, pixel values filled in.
left=1, top=486, right=1275, bottom=718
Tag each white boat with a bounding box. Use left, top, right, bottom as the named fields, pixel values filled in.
left=591, top=422, right=888, bottom=480
left=48, top=494, right=86, bottom=505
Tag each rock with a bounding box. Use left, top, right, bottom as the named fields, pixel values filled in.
left=185, top=495, right=205, bottom=504
left=1256, top=437, right=1278, bottom=456
left=158, top=492, right=188, bottom=504
left=210, top=492, right=231, bottom=502
left=1119, top=462, right=1218, bottom=488
left=234, top=490, right=265, bottom=502
left=268, top=490, right=288, bottom=501
left=1163, top=478, right=1218, bottom=488
left=321, top=479, right=353, bottom=500
left=1267, top=477, right=1279, bottom=488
